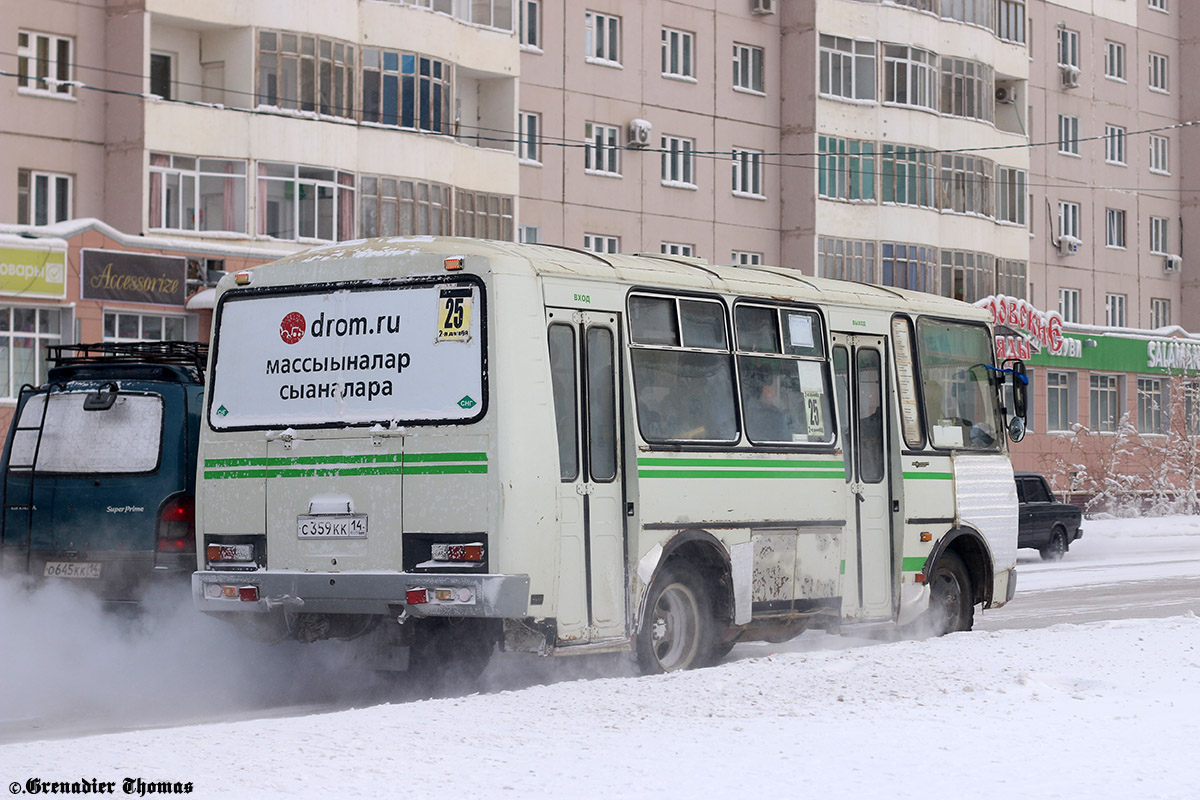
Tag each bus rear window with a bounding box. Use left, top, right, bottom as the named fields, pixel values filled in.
left=208, top=280, right=485, bottom=430
left=12, top=392, right=163, bottom=474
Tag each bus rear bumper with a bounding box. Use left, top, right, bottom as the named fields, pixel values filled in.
left=192, top=570, right=530, bottom=618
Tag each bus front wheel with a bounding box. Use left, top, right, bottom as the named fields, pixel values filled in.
left=635, top=567, right=713, bottom=674
left=926, top=552, right=974, bottom=635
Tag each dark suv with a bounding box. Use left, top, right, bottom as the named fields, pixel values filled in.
left=1015, top=472, right=1084, bottom=561
left=0, top=342, right=206, bottom=605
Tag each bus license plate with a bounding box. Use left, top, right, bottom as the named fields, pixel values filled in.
left=43, top=561, right=103, bottom=579
left=297, top=515, right=368, bottom=539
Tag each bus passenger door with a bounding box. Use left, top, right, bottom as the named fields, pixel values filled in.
left=547, top=310, right=627, bottom=644
left=832, top=334, right=894, bottom=621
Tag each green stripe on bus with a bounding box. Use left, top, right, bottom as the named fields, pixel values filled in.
left=902, top=472, right=953, bottom=481
left=902, top=556, right=927, bottom=572
left=637, top=457, right=844, bottom=468
left=638, top=469, right=844, bottom=480
left=203, top=452, right=487, bottom=479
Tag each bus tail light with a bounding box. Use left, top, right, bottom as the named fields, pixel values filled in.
left=204, top=584, right=259, bottom=601
left=407, top=588, right=429, bottom=605
left=207, top=543, right=255, bottom=565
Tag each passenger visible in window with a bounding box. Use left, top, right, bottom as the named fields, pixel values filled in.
left=743, top=371, right=793, bottom=442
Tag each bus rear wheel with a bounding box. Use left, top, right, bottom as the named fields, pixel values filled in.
left=409, top=617, right=497, bottom=694
left=926, top=552, right=974, bottom=635
left=635, top=567, right=713, bottom=674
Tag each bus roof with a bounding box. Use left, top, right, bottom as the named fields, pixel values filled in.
left=248, top=236, right=989, bottom=322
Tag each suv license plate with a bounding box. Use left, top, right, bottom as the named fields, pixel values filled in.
left=44, top=561, right=103, bottom=579
left=297, top=515, right=368, bottom=539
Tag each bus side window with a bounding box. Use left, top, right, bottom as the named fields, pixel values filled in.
left=587, top=327, right=617, bottom=482
left=548, top=323, right=579, bottom=481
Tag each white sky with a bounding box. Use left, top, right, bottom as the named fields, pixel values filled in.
left=2, top=516, right=1199, bottom=799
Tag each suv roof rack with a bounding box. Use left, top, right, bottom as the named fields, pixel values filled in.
left=46, top=342, right=209, bottom=373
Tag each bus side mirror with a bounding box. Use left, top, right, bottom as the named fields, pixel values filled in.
left=1011, top=361, right=1027, bottom=418
left=1008, top=415, right=1026, bottom=443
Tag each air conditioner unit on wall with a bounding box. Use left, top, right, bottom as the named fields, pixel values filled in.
left=1058, top=235, right=1082, bottom=255
left=1164, top=254, right=1183, bottom=274
left=995, top=86, right=1014, bottom=103
left=752, top=0, right=776, bottom=15
left=627, top=118, right=652, bottom=148
left=1061, top=66, right=1080, bottom=89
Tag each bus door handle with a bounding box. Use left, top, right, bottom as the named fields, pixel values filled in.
left=576, top=483, right=594, bottom=496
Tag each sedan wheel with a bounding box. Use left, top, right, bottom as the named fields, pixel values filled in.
left=1040, top=529, right=1068, bottom=562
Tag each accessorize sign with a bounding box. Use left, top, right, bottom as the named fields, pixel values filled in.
left=81, top=249, right=186, bottom=306
left=0, top=243, right=67, bottom=299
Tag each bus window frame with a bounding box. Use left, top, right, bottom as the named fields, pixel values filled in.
left=626, top=289, right=740, bottom=448
left=731, top=299, right=837, bottom=449
left=914, top=314, right=1003, bottom=454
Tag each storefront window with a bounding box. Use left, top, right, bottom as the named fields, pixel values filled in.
left=0, top=307, right=62, bottom=400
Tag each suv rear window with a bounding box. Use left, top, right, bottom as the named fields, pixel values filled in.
left=11, top=392, right=163, bottom=474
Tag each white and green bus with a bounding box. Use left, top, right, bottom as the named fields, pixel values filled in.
left=193, top=237, right=1027, bottom=675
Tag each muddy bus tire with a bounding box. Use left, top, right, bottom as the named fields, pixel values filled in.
left=409, top=617, right=498, bottom=694
left=926, top=551, right=974, bottom=635
left=635, top=567, right=713, bottom=674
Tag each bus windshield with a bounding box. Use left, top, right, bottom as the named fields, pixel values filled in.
left=917, top=319, right=1001, bottom=451
left=208, top=280, right=485, bottom=430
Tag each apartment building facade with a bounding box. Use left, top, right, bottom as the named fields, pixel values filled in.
left=6, top=0, right=1200, bottom=493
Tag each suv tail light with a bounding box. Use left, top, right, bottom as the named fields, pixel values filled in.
left=157, top=495, right=195, bottom=553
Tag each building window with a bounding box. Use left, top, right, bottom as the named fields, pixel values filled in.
left=733, top=43, right=764, bottom=93
left=1057, top=28, right=1079, bottom=69
left=940, top=57, right=993, bottom=122
left=1148, top=0, right=1167, bottom=11
left=463, top=0, right=514, bottom=30
left=939, top=154, right=993, bottom=217
left=1105, top=208, right=1126, bottom=248
left=1137, top=378, right=1165, bottom=434
left=1058, top=288, right=1080, bottom=324
left=1149, top=52, right=1168, bottom=92
left=1058, top=115, right=1080, bottom=155
left=661, top=28, right=694, bottom=80
left=519, top=225, right=541, bottom=243
left=361, top=48, right=451, bottom=132
left=732, top=251, right=763, bottom=266
left=883, top=242, right=937, bottom=294
left=938, top=0, right=991, bottom=25
left=1149, top=135, right=1170, bottom=174
left=584, top=122, right=621, bottom=176
left=148, top=154, right=248, bottom=233
left=1104, top=41, right=1125, bottom=81
left=358, top=176, right=451, bottom=237
left=257, top=31, right=356, bottom=118
left=103, top=311, right=186, bottom=344
left=585, top=11, right=621, bottom=65
left=1058, top=201, right=1080, bottom=240
left=939, top=249, right=993, bottom=303
left=996, top=258, right=1027, bottom=299
left=583, top=234, right=619, bottom=253
left=661, top=242, right=694, bottom=257
left=519, top=0, right=540, bottom=48
left=997, top=1, right=1026, bottom=44
left=882, top=44, right=937, bottom=111
left=16, top=169, right=72, bottom=226
left=1150, top=216, right=1169, bottom=255
left=818, top=136, right=875, bottom=201
left=1104, top=125, right=1126, bottom=165
left=257, top=162, right=355, bottom=242
left=817, top=237, right=876, bottom=283
left=519, top=112, right=541, bottom=163
left=1105, top=293, right=1127, bottom=327
left=819, top=35, right=875, bottom=101
left=1046, top=371, right=1076, bottom=432
left=732, top=149, right=764, bottom=197
left=0, top=307, right=62, bottom=399
left=880, top=145, right=934, bottom=208
left=661, top=136, right=696, bottom=188
left=1151, top=298, right=1171, bottom=329
left=455, top=190, right=514, bottom=240
left=150, top=53, right=173, bottom=100
left=1090, top=374, right=1121, bottom=432
left=16, top=30, right=73, bottom=97
left=996, top=167, right=1027, bottom=225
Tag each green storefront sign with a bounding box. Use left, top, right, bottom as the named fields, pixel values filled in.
left=0, top=244, right=68, bottom=299
left=1029, top=333, right=1200, bottom=376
